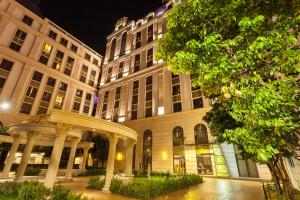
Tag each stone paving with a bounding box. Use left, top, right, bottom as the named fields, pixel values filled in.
left=61, top=177, right=265, bottom=200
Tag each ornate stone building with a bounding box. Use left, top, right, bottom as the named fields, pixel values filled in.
left=97, top=0, right=272, bottom=179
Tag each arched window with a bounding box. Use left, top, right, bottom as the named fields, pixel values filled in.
left=143, top=130, right=152, bottom=171
left=120, top=32, right=127, bottom=56
left=173, top=126, right=184, bottom=146
left=194, top=124, right=208, bottom=144
left=109, top=38, right=116, bottom=61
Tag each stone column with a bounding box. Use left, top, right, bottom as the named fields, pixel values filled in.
left=65, top=138, right=80, bottom=179
left=44, top=124, right=71, bottom=188
left=79, top=147, right=89, bottom=173
left=1, top=136, right=21, bottom=178
left=15, top=133, right=36, bottom=181
left=102, top=134, right=119, bottom=192
left=124, top=139, right=135, bottom=176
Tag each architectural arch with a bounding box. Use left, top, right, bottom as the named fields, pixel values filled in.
left=194, top=124, right=209, bottom=145
left=143, top=129, right=152, bottom=171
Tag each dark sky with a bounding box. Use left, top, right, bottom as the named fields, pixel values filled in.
left=39, top=0, right=163, bottom=55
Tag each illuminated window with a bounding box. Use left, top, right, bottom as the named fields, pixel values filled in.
left=37, top=76, right=56, bottom=115
left=133, top=54, right=140, bottom=73
left=147, top=25, right=153, bottom=43
left=52, top=50, right=64, bottom=70
left=173, top=126, right=184, bottom=146
left=194, top=124, right=208, bottom=144
left=64, top=57, right=74, bottom=76
left=39, top=43, right=53, bottom=65
left=80, top=65, right=88, bottom=83
left=135, top=31, right=141, bottom=49
left=120, top=32, right=127, bottom=56
left=172, top=73, right=182, bottom=113
left=173, top=126, right=185, bottom=173
left=9, top=29, right=27, bottom=52
left=72, top=89, right=83, bottom=112
left=145, top=76, right=152, bottom=118
left=146, top=48, right=153, bottom=67
left=131, top=80, right=139, bottom=120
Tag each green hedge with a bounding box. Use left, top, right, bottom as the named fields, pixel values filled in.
left=18, top=182, right=50, bottom=200
left=24, top=167, right=41, bottom=176
left=80, top=168, right=106, bottom=176
left=87, top=177, right=105, bottom=190
left=109, top=174, right=203, bottom=200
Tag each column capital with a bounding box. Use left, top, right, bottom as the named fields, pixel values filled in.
left=12, top=134, right=22, bottom=143
left=108, top=134, right=119, bottom=143
left=124, top=138, right=136, bottom=148
left=70, top=137, right=81, bottom=145
left=56, top=123, right=72, bottom=135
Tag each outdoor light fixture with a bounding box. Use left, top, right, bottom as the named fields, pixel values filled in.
left=162, top=151, right=168, bottom=160
left=0, top=102, right=11, bottom=110
left=158, top=106, right=164, bottom=115
left=116, top=152, right=123, bottom=160
left=123, top=71, right=129, bottom=77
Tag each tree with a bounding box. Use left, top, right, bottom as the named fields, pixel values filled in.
left=90, top=134, right=109, bottom=167
left=0, top=121, right=11, bottom=170
left=157, top=0, right=300, bottom=198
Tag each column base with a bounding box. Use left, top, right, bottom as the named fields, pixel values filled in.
left=102, top=187, right=111, bottom=193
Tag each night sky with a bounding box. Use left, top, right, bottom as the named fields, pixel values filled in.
left=39, top=0, right=163, bottom=55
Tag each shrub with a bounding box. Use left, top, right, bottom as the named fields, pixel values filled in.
left=109, top=174, right=203, bottom=200
left=81, top=168, right=106, bottom=176
left=87, top=177, right=104, bottom=190
left=51, top=185, right=89, bottom=200
left=24, top=167, right=41, bottom=176
left=17, top=181, right=50, bottom=200
left=0, top=181, right=19, bottom=195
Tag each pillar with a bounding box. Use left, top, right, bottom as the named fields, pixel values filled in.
left=124, top=139, right=135, bottom=176
left=44, top=124, right=70, bottom=188
left=102, top=134, right=118, bottom=192
left=1, top=136, right=21, bottom=178
left=79, top=147, right=89, bottom=173
left=65, top=138, right=80, bottom=179
left=15, top=133, right=36, bottom=181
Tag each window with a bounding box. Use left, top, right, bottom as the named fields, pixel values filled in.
left=106, top=66, right=112, bottom=83
left=173, top=126, right=184, bottom=146
left=173, top=126, right=185, bottom=173
left=54, top=82, right=68, bottom=110
left=118, top=62, right=124, bottom=79
left=120, top=32, right=127, bottom=56
left=89, top=70, right=96, bottom=86
left=9, top=29, right=27, bottom=52
left=109, top=38, right=116, bottom=61
left=80, top=65, right=88, bottom=83
left=0, top=59, right=13, bottom=93
left=131, top=80, right=139, bottom=120
left=83, top=93, right=92, bottom=114
left=48, top=30, right=57, bottom=40
left=135, top=31, right=141, bottom=49
left=70, top=44, right=78, bottom=53
left=146, top=48, right=153, bottom=67
left=22, top=15, right=33, bottom=26
left=52, top=50, right=64, bottom=70
left=145, top=76, right=152, bottom=118
left=37, top=76, right=56, bottom=115
left=133, top=54, right=140, bottom=73
left=85, top=53, right=91, bottom=61
left=39, top=43, right=52, bottom=65
left=20, top=71, right=43, bottom=114
left=172, top=73, right=182, bottom=113
left=147, top=25, right=153, bottom=43
left=101, top=91, right=109, bottom=119
left=113, top=87, right=121, bottom=122
left=93, top=58, right=98, bottom=65
left=72, top=89, right=83, bottom=112
left=190, top=74, right=203, bottom=109
left=60, top=37, right=68, bottom=47
left=194, top=124, right=209, bottom=144
left=143, top=130, right=152, bottom=171
left=64, top=57, right=74, bottom=76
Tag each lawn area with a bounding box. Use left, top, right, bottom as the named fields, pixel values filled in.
left=0, top=193, right=17, bottom=200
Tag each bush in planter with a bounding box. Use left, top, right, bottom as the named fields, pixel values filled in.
left=87, top=177, right=104, bottom=190
left=51, top=185, right=88, bottom=200
left=18, top=181, right=50, bottom=200
left=24, top=167, right=41, bottom=176
left=0, top=181, right=19, bottom=195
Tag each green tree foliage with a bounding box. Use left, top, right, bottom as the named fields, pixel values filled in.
left=157, top=0, right=300, bottom=197
left=0, top=121, right=10, bottom=170
left=90, top=134, right=109, bottom=167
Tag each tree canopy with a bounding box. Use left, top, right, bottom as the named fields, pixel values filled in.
left=157, top=0, right=300, bottom=196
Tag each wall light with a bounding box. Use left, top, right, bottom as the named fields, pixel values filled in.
left=162, top=151, right=168, bottom=161
left=158, top=106, right=164, bottom=115
left=158, top=59, right=164, bottom=64
left=111, top=76, right=116, bottom=81
left=0, top=102, right=11, bottom=110
left=100, top=82, right=105, bottom=86
left=157, top=33, right=163, bottom=39
left=116, top=152, right=123, bottom=161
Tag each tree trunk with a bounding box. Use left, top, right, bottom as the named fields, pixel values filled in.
left=267, top=162, right=282, bottom=193
left=277, top=154, right=294, bottom=200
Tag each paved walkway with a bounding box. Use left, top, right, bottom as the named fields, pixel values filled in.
left=61, top=177, right=265, bottom=200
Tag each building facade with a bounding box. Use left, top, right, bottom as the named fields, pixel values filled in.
left=0, top=0, right=102, bottom=126
left=97, top=0, right=272, bottom=179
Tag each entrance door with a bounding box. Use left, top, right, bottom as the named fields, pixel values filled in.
left=197, top=155, right=213, bottom=175
left=173, top=156, right=185, bottom=173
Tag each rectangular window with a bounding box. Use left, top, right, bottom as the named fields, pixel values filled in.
left=147, top=25, right=153, bottom=43
left=118, top=62, right=124, bottom=79
left=80, top=65, right=88, bottom=83
left=172, top=73, right=182, bottom=113
left=52, top=50, right=64, bottom=70
left=64, top=57, right=74, bottom=76
left=37, top=76, right=56, bottom=115
left=72, top=89, right=83, bottom=112
left=113, top=87, right=121, bottom=122
left=54, top=82, right=68, bottom=110
left=22, top=15, right=33, bottom=26
left=147, top=48, right=153, bottom=67
left=131, top=80, right=139, bottom=120
left=39, top=43, right=53, bottom=65
left=101, top=91, right=109, bottom=119
left=93, top=58, right=98, bottom=65
left=60, top=37, right=68, bottom=47
left=134, top=54, right=140, bottom=73
left=85, top=53, right=91, bottom=61
left=145, top=76, right=152, bottom=118
left=48, top=30, right=57, bottom=40
left=135, top=31, right=141, bottom=49
left=89, top=70, right=96, bottom=86
left=0, top=59, right=13, bottom=94
left=20, top=71, right=43, bottom=114
left=106, top=66, right=112, bottom=83
left=70, top=44, right=78, bottom=53
left=190, top=74, right=203, bottom=109
left=9, top=29, right=27, bottom=52
left=83, top=93, right=92, bottom=114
